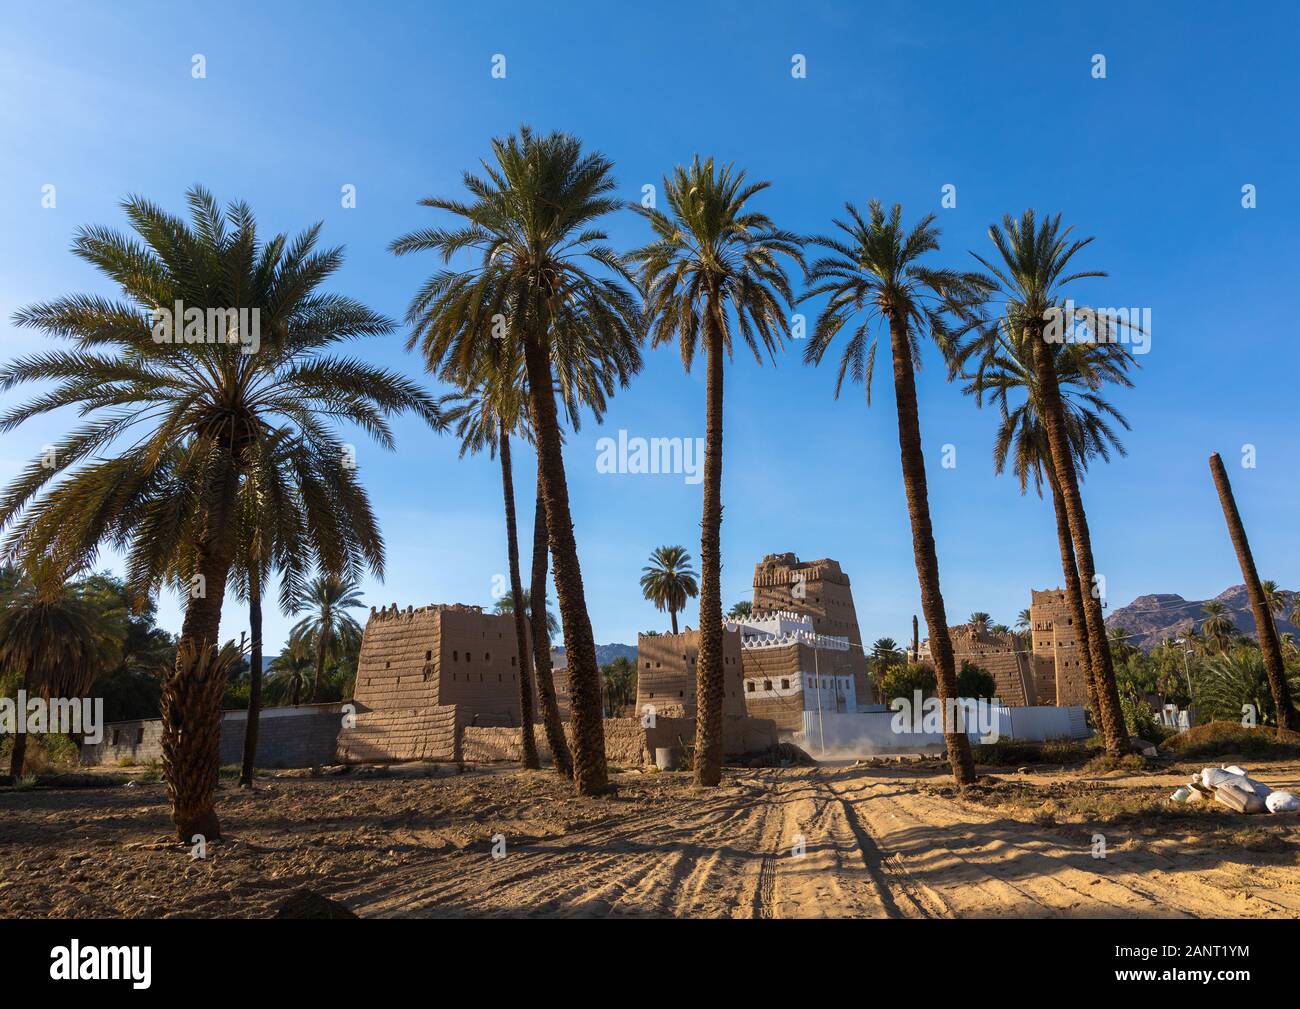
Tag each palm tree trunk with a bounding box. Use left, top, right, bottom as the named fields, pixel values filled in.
left=887, top=314, right=975, bottom=785
left=169, top=454, right=239, bottom=841
left=1209, top=452, right=1297, bottom=729
left=693, top=297, right=726, bottom=788
left=310, top=636, right=326, bottom=704
left=669, top=608, right=679, bottom=636
left=499, top=422, right=540, bottom=769
left=8, top=663, right=33, bottom=777
left=1030, top=333, right=1129, bottom=755
left=530, top=476, right=573, bottom=777
left=1047, top=468, right=1097, bottom=713
left=239, top=569, right=263, bottom=788
left=523, top=328, right=606, bottom=795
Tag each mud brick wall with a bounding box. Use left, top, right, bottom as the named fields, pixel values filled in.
left=645, top=714, right=777, bottom=759
left=336, top=705, right=459, bottom=763
left=461, top=718, right=653, bottom=767
left=635, top=629, right=745, bottom=719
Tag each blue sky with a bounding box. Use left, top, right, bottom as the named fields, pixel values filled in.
left=1, top=0, right=1297, bottom=655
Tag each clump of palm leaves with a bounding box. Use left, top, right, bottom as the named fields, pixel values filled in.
left=1194, top=646, right=1300, bottom=726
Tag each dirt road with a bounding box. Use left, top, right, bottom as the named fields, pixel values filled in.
left=4, top=762, right=1299, bottom=918
left=344, top=763, right=1300, bottom=918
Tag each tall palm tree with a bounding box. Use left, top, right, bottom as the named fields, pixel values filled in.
left=801, top=201, right=985, bottom=785
left=290, top=575, right=365, bottom=704
left=1, top=188, right=440, bottom=838
left=631, top=157, right=803, bottom=787
left=957, top=315, right=1135, bottom=715
left=1208, top=453, right=1295, bottom=728
left=726, top=600, right=753, bottom=620
left=525, top=476, right=572, bottom=778
left=441, top=378, right=541, bottom=769
left=961, top=210, right=1132, bottom=756
left=639, top=545, right=699, bottom=635
left=0, top=556, right=100, bottom=776
left=391, top=127, right=643, bottom=796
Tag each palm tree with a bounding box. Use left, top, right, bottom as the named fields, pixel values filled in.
left=961, top=210, right=1132, bottom=756
left=1207, top=453, right=1295, bottom=729
left=601, top=656, right=637, bottom=717
left=968, top=612, right=992, bottom=634
left=0, top=556, right=100, bottom=776
left=291, top=575, right=365, bottom=704
left=494, top=588, right=559, bottom=638
left=1200, top=601, right=1235, bottom=654
left=639, top=545, right=699, bottom=635
left=391, top=127, right=643, bottom=796
left=1261, top=579, right=1287, bottom=620
left=1, top=189, right=439, bottom=838
left=1016, top=609, right=1032, bottom=630
left=957, top=313, right=1135, bottom=716
left=631, top=157, right=803, bottom=787
left=801, top=201, right=985, bottom=785
left=441, top=378, right=541, bottom=769
left=264, top=638, right=314, bottom=708
left=726, top=600, right=753, bottom=620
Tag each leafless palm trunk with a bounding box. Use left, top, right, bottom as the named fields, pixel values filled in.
left=1030, top=334, right=1128, bottom=755
left=1209, top=452, right=1296, bottom=729
left=887, top=314, right=976, bottom=785
left=694, top=299, right=726, bottom=788
left=499, top=421, right=539, bottom=769
left=669, top=608, right=679, bottom=635
left=523, top=327, right=606, bottom=795
left=310, top=634, right=327, bottom=704
left=8, top=664, right=33, bottom=777
left=239, top=569, right=263, bottom=788
left=530, top=476, right=573, bottom=777
left=161, top=641, right=231, bottom=843
left=1047, top=468, right=1097, bottom=713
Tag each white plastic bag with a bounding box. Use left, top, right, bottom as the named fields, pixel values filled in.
left=1169, top=786, right=1192, bottom=803
left=1265, top=791, right=1299, bottom=814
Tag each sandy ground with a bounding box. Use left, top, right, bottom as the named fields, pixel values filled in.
left=2, top=760, right=1299, bottom=918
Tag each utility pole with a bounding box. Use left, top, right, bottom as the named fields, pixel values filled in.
left=814, top=641, right=825, bottom=755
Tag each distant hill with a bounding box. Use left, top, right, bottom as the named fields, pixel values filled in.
left=1105, top=584, right=1298, bottom=651
left=550, top=643, right=637, bottom=668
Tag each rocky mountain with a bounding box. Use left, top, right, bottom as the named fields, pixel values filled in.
left=550, top=643, right=637, bottom=668
left=1105, top=584, right=1298, bottom=651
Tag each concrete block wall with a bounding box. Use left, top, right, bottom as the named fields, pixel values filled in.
left=81, top=703, right=348, bottom=768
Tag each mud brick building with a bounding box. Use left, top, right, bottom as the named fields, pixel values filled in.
left=944, top=623, right=1043, bottom=707
left=1029, top=587, right=1090, bottom=707
left=731, top=611, right=857, bottom=732
left=338, top=603, right=528, bottom=762
left=751, top=553, right=872, bottom=702
left=634, top=628, right=746, bottom=719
